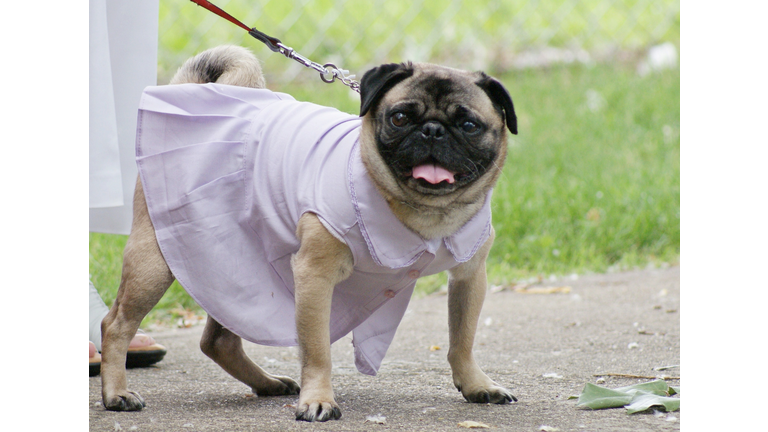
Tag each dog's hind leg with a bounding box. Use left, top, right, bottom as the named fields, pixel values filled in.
left=200, top=318, right=301, bottom=396
left=101, top=178, right=175, bottom=411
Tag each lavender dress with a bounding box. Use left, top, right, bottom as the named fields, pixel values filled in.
left=136, top=83, right=492, bottom=375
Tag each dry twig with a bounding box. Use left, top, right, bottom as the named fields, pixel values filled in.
left=593, top=373, right=680, bottom=380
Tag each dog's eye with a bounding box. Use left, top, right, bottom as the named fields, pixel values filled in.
left=460, top=121, right=480, bottom=134
left=391, top=112, right=409, bottom=127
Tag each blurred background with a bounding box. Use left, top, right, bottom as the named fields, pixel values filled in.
left=91, top=0, right=680, bottom=324
left=158, top=0, right=679, bottom=84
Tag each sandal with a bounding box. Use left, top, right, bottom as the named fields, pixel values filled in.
left=89, top=341, right=101, bottom=377
left=88, top=331, right=167, bottom=376
left=126, top=330, right=167, bottom=368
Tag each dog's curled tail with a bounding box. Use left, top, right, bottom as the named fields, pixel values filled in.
left=169, top=45, right=266, bottom=89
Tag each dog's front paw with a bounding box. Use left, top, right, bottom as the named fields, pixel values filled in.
left=295, top=393, right=342, bottom=422
left=458, top=384, right=517, bottom=404
left=103, top=390, right=146, bottom=411
left=253, top=375, right=301, bottom=396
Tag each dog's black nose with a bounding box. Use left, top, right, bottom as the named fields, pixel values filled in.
left=421, top=121, right=446, bottom=139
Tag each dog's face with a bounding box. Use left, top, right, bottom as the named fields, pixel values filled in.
left=358, top=63, right=517, bottom=207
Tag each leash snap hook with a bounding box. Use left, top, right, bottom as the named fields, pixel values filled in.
left=190, top=0, right=361, bottom=92
left=321, top=64, right=339, bottom=83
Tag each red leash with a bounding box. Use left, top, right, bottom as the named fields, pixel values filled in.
left=189, top=0, right=249, bottom=31
left=187, top=0, right=360, bottom=92
left=189, top=0, right=283, bottom=52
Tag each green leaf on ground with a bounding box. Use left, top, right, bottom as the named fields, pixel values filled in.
left=576, top=383, right=635, bottom=409
left=575, top=380, right=680, bottom=414
left=625, top=393, right=680, bottom=414
left=614, top=380, right=671, bottom=396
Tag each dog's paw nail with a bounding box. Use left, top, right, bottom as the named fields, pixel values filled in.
left=282, top=379, right=301, bottom=395
left=295, top=404, right=316, bottom=422
left=295, top=401, right=341, bottom=422
left=463, top=385, right=516, bottom=405
left=104, top=392, right=145, bottom=412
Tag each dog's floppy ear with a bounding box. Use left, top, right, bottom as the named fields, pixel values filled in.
left=475, top=73, right=517, bottom=135
left=359, top=62, right=415, bottom=117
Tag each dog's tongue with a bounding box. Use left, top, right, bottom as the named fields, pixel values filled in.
left=412, top=164, right=456, bottom=184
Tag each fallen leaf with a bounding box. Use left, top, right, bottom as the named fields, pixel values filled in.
left=365, top=414, right=386, bottom=424
left=171, top=307, right=206, bottom=328
left=458, top=420, right=490, bottom=428
left=614, top=380, right=671, bottom=395
left=514, top=286, right=571, bottom=294
left=490, top=285, right=506, bottom=293
left=575, top=380, right=679, bottom=413
left=429, top=345, right=441, bottom=351
left=576, top=383, right=634, bottom=409
left=586, top=208, right=601, bottom=222
left=625, top=393, right=680, bottom=414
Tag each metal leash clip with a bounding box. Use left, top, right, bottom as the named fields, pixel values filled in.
left=269, top=38, right=360, bottom=93
left=321, top=64, right=361, bottom=93
left=191, top=0, right=361, bottom=93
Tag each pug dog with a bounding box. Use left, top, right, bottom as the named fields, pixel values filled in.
left=99, top=45, right=517, bottom=422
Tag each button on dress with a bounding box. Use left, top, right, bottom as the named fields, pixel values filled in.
left=136, top=83, right=493, bottom=375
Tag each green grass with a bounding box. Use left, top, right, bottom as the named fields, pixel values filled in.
left=89, top=234, right=200, bottom=326
left=90, top=62, right=679, bottom=325
left=488, top=64, right=679, bottom=282
left=157, top=0, right=679, bottom=83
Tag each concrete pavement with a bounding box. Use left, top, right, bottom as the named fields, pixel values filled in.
left=89, top=266, right=680, bottom=431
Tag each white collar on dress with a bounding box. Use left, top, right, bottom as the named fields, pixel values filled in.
left=348, top=142, right=492, bottom=269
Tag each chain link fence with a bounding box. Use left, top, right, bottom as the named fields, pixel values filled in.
left=158, top=0, right=679, bottom=84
